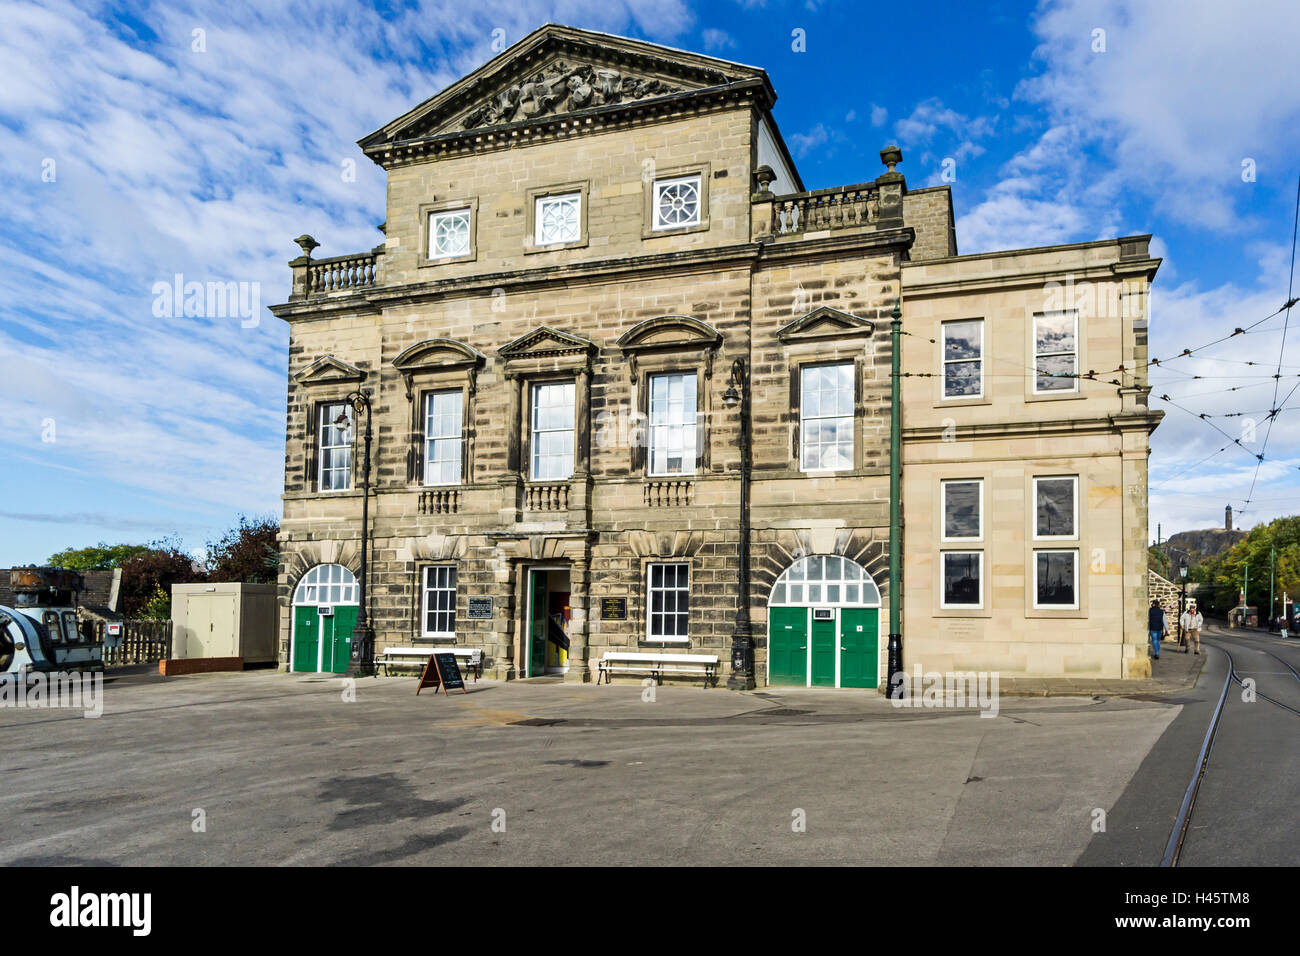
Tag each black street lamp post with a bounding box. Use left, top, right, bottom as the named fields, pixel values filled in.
left=722, top=358, right=755, bottom=690
left=336, top=388, right=375, bottom=677
left=1178, top=557, right=1188, bottom=650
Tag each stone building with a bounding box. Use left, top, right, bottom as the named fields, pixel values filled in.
left=269, top=24, right=1162, bottom=686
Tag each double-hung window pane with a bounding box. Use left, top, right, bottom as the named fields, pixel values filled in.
left=428, top=208, right=470, bottom=258
left=536, top=193, right=581, bottom=245
left=1034, top=311, right=1077, bottom=392
left=531, top=381, right=575, bottom=481
left=943, top=319, right=983, bottom=398
left=800, top=363, right=854, bottom=470
left=648, top=372, right=697, bottom=476
left=1035, top=476, right=1077, bottom=538
left=424, top=389, right=463, bottom=486
left=941, top=552, right=982, bottom=608
left=1035, top=551, right=1078, bottom=607
left=423, top=565, right=457, bottom=637
left=942, top=479, right=982, bottom=539
left=318, top=402, right=352, bottom=491
left=648, top=562, right=690, bottom=641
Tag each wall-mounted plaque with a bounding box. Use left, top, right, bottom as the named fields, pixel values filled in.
left=467, top=597, right=493, bottom=619
left=601, top=597, right=627, bottom=620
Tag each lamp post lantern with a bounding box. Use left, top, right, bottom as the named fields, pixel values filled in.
left=722, top=358, right=755, bottom=690
left=336, top=388, right=375, bottom=677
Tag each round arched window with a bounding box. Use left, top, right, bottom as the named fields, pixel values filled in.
left=769, top=555, right=881, bottom=607
left=293, top=564, right=359, bottom=605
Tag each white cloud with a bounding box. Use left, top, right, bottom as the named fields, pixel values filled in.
left=1020, top=0, right=1300, bottom=229
left=0, top=0, right=704, bottom=553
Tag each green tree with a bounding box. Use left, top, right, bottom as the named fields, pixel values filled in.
left=205, top=515, right=280, bottom=583
left=118, top=539, right=205, bottom=617
left=45, top=542, right=154, bottom=570
left=1204, top=516, right=1300, bottom=621
left=139, top=584, right=171, bottom=620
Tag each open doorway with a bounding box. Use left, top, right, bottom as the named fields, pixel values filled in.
left=525, top=567, right=571, bottom=677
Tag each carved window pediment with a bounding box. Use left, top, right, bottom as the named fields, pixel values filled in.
left=498, top=326, right=598, bottom=369
left=616, top=315, right=722, bottom=354
left=392, top=338, right=486, bottom=374
left=778, top=306, right=876, bottom=343
left=294, top=355, right=366, bottom=387
left=616, top=315, right=722, bottom=384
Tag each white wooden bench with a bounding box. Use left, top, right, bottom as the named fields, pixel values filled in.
left=596, top=651, right=719, bottom=688
left=378, top=646, right=482, bottom=681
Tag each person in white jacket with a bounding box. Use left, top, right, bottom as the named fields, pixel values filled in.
left=1179, top=601, right=1203, bottom=655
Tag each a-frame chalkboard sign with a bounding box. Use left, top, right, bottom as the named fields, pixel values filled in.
left=416, top=652, right=467, bottom=695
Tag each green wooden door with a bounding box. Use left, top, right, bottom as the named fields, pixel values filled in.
left=810, top=614, right=836, bottom=686
left=293, top=606, right=319, bottom=672
left=840, top=608, right=878, bottom=689
left=529, top=572, right=547, bottom=678
left=768, top=607, right=807, bottom=685
left=328, top=606, right=357, bottom=674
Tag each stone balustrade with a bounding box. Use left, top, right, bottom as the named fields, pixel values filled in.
left=288, top=236, right=382, bottom=300
left=525, top=482, right=570, bottom=512
left=750, top=147, right=908, bottom=242
left=644, top=479, right=693, bottom=508
left=770, top=183, right=880, bottom=237
left=419, top=488, right=460, bottom=515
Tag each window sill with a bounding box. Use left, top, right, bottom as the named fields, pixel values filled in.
left=418, top=252, right=476, bottom=268
left=1025, top=390, right=1085, bottom=403
left=524, top=238, right=588, bottom=255
left=934, top=396, right=992, bottom=409
left=642, top=220, right=710, bottom=239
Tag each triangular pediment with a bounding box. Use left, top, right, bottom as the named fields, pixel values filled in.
left=361, top=24, right=772, bottom=153
left=778, top=307, right=876, bottom=343
left=294, top=355, right=366, bottom=386
left=498, top=325, right=597, bottom=360
left=616, top=315, right=722, bottom=353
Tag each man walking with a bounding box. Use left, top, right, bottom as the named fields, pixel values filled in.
left=1180, top=600, right=1203, bottom=655
left=1148, top=599, right=1166, bottom=660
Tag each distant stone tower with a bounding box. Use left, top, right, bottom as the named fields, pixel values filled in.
left=1225, top=504, right=1233, bottom=531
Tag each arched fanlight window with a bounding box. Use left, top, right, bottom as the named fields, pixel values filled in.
left=293, top=564, right=359, bottom=605
left=769, top=555, right=881, bottom=607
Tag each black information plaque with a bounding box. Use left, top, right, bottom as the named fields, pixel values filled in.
left=601, top=597, right=628, bottom=620
left=467, top=597, right=493, bottom=619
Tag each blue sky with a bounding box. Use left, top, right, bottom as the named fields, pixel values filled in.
left=1, top=0, right=1298, bottom=565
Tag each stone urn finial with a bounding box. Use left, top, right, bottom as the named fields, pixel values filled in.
left=754, top=164, right=776, bottom=192
left=293, top=234, right=320, bottom=259
left=880, top=146, right=902, bottom=172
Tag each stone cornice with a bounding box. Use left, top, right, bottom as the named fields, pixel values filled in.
left=268, top=227, right=914, bottom=323
left=363, top=82, right=768, bottom=169
left=902, top=410, right=1164, bottom=442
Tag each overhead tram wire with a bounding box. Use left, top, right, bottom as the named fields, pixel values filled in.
left=1241, top=170, right=1300, bottom=514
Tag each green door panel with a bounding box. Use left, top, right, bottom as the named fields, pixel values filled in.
left=293, top=606, right=319, bottom=672
left=810, top=615, right=836, bottom=687
left=330, top=605, right=357, bottom=674
left=768, top=607, right=807, bottom=685
left=840, top=608, right=878, bottom=689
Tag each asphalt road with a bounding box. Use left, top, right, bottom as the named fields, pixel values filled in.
left=0, top=638, right=1293, bottom=866
left=1078, top=624, right=1300, bottom=867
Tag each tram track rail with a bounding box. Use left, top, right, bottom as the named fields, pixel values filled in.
left=1160, top=630, right=1300, bottom=866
